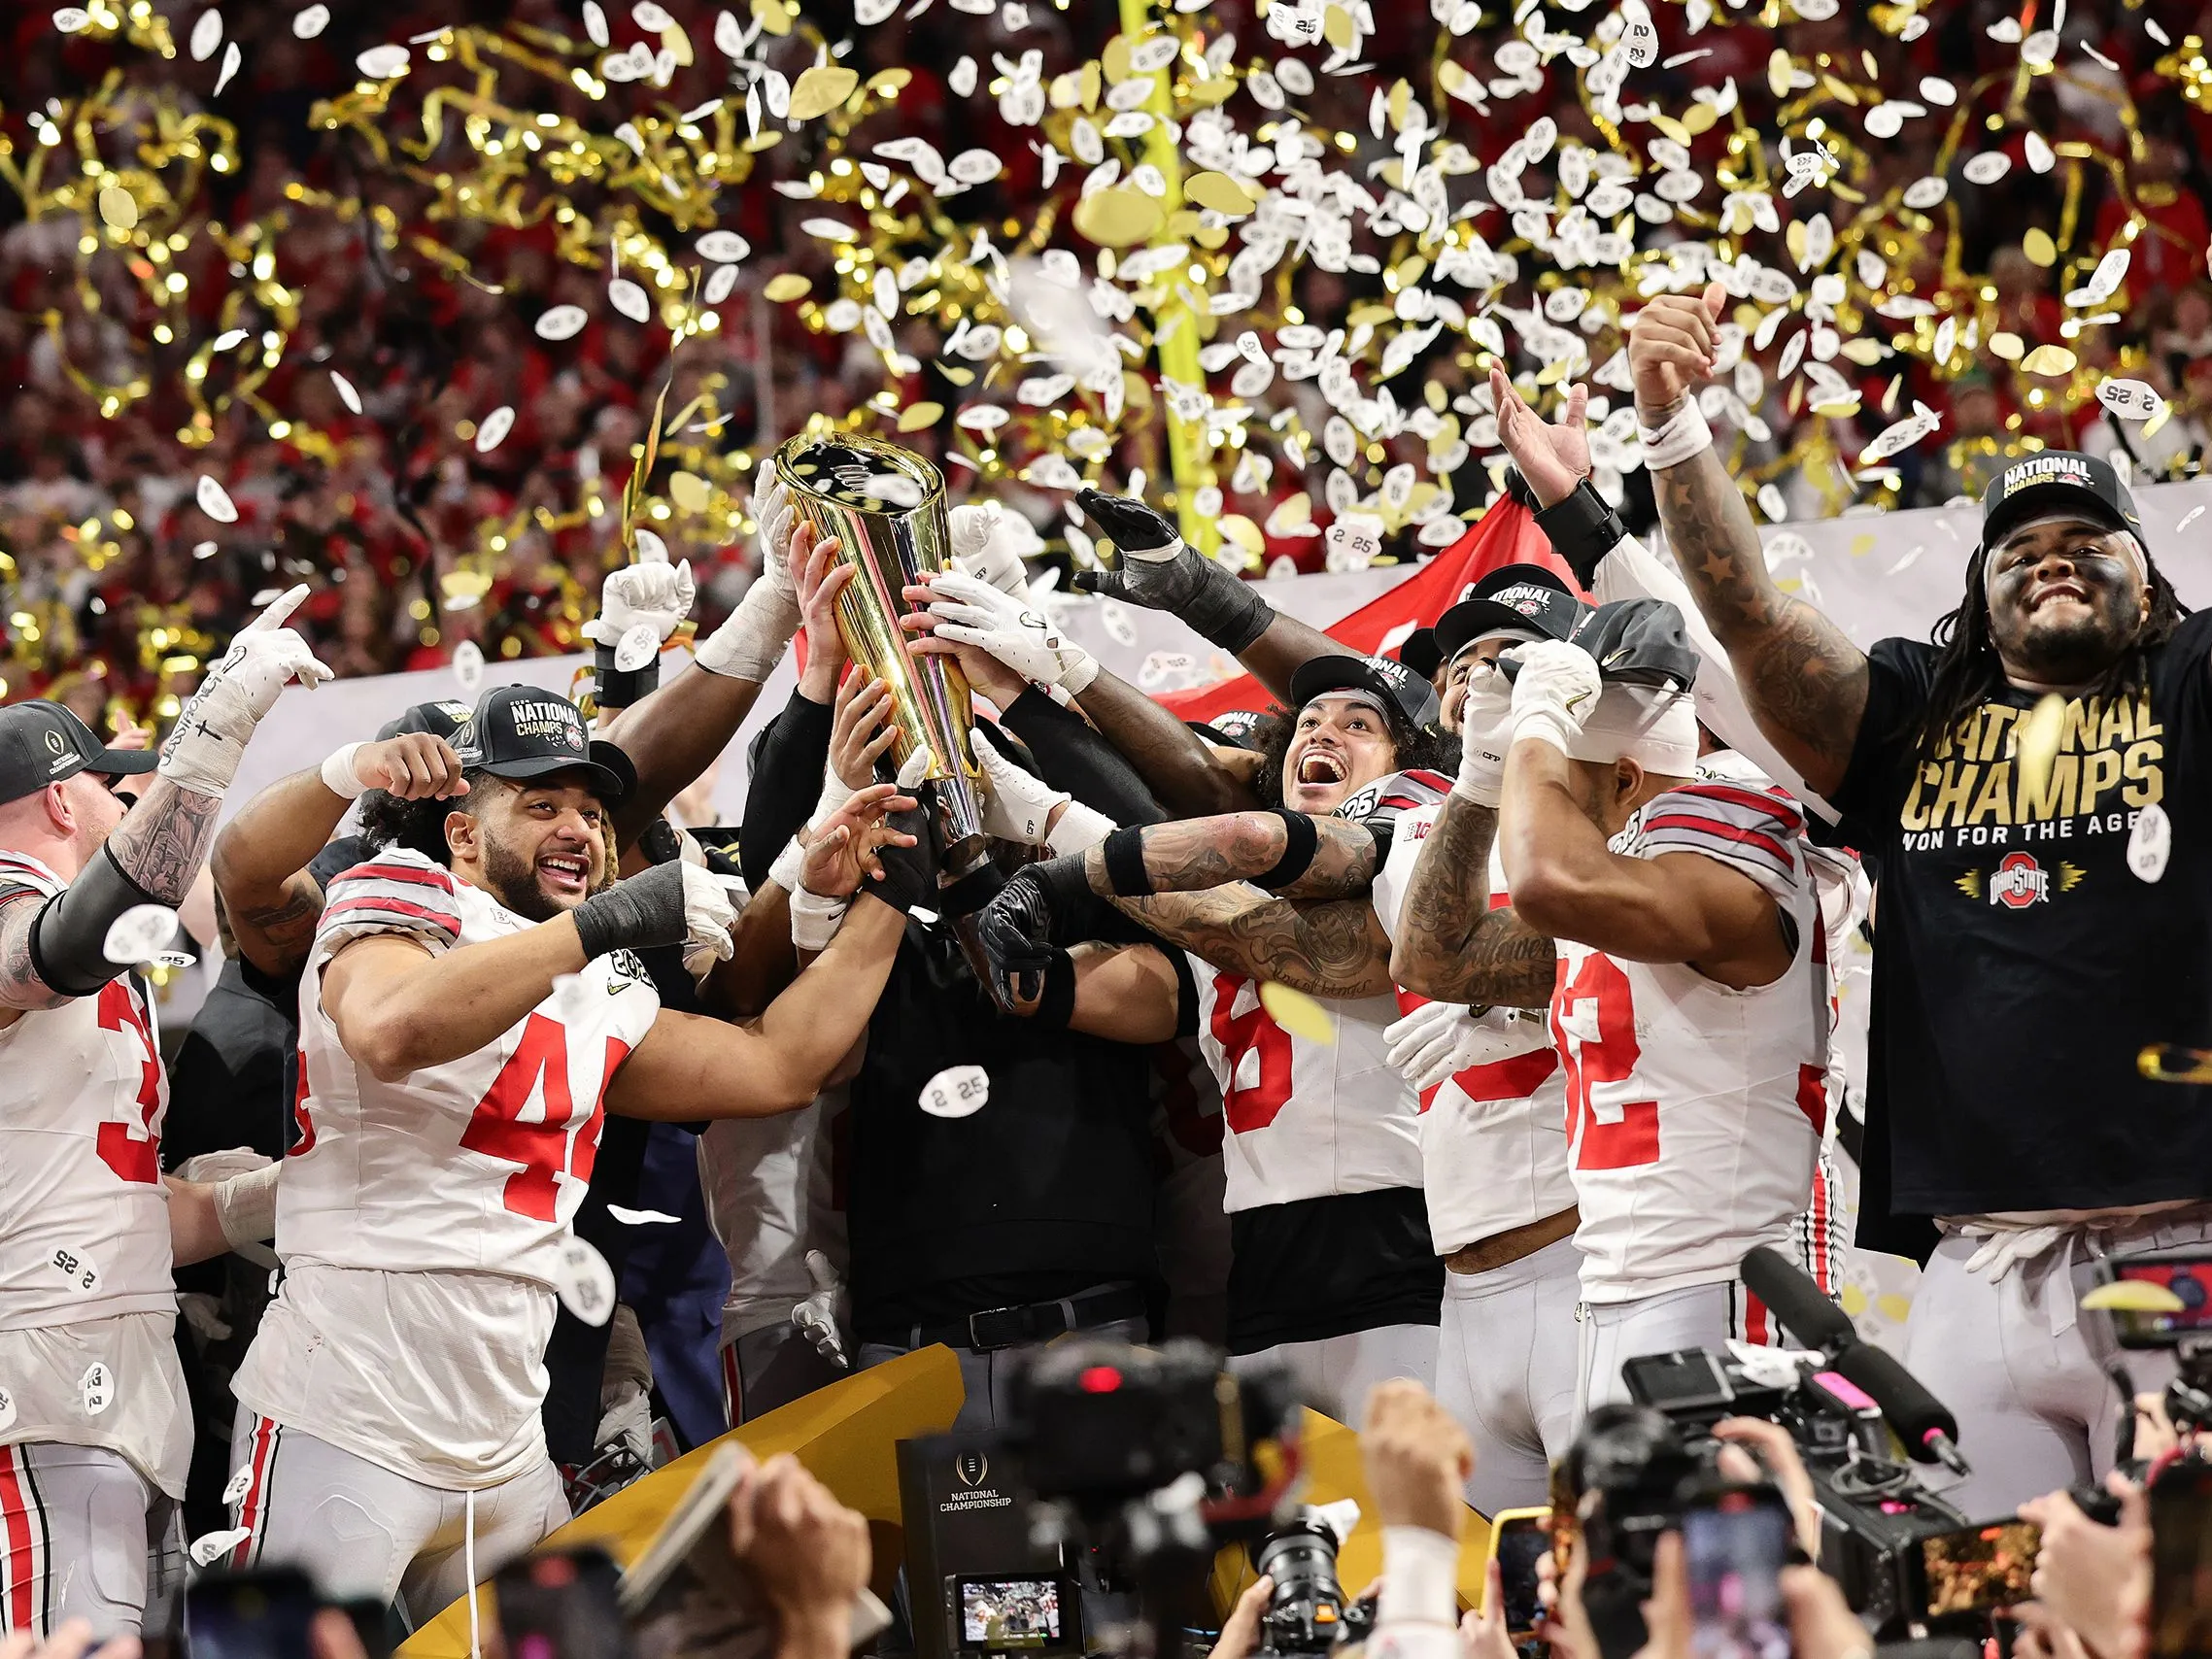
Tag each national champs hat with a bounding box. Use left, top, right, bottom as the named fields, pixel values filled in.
left=1392, top=626, right=1445, bottom=682
left=0, top=700, right=158, bottom=806
left=1564, top=596, right=1703, bottom=692
left=1189, top=709, right=1268, bottom=751
left=1433, top=563, right=1588, bottom=665
left=1980, top=451, right=2144, bottom=552
left=454, top=685, right=633, bottom=801
left=1288, top=651, right=1442, bottom=729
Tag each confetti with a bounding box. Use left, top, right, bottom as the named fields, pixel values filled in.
left=608, top=278, right=652, bottom=322
left=223, top=1465, right=255, bottom=1507
left=2129, top=802, right=2171, bottom=884
left=53, top=9, right=90, bottom=31
left=550, top=1235, right=615, bottom=1326
left=189, top=1531, right=252, bottom=1569
left=189, top=9, right=221, bottom=62
left=103, top=905, right=178, bottom=966
left=291, top=5, right=327, bottom=38
left=356, top=45, right=409, bottom=78
left=2096, top=379, right=2164, bottom=422
left=474, top=405, right=515, bottom=453
left=96, top=186, right=137, bottom=232
left=703, top=265, right=740, bottom=305
left=80, top=1361, right=113, bottom=1416
left=614, top=623, right=663, bottom=671
left=607, top=1205, right=681, bottom=1225
left=51, top=1246, right=99, bottom=1295
left=788, top=64, right=859, bottom=120
left=452, top=640, right=485, bottom=694
left=1962, top=152, right=2011, bottom=186
left=196, top=476, right=239, bottom=524
left=2016, top=693, right=2067, bottom=805
left=919, top=1064, right=991, bottom=1117
left=329, top=370, right=361, bottom=414
left=215, top=41, right=241, bottom=96
left=1259, top=982, right=1335, bottom=1043
left=534, top=306, right=589, bottom=342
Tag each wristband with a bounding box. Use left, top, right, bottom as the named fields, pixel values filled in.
left=320, top=742, right=367, bottom=801
left=790, top=885, right=849, bottom=952
left=1254, top=809, right=1319, bottom=892
left=594, top=644, right=661, bottom=711
left=766, top=833, right=808, bottom=896
left=1533, top=479, right=1629, bottom=589
left=1032, top=948, right=1076, bottom=1030
left=1045, top=799, right=1115, bottom=858
left=1376, top=1526, right=1461, bottom=1631
left=1101, top=827, right=1152, bottom=897
left=1636, top=398, right=1714, bottom=470
left=938, top=859, right=1006, bottom=919
left=1060, top=651, right=1100, bottom=696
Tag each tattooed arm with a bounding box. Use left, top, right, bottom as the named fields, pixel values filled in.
left=1632, top=288, right=1868, bottom=797
left=1386, top=795, right=1557, bottom=1008
left=1106, top=885, right=1397, bottom=999
left=1082, top=811, right=1379, bottom=902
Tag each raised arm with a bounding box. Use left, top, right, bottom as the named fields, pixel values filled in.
left=212, top=732, right=465, bottom=977
left=607, top=893, right=909, bottom=1119
left=1073, top=670, right=1261, bottom=817
left=1628, top=286, right=1868, bottom=796
left=1108, top=885, right=1397, bottom=999
left=1387, top=794, right=1558, bottom=1009
left=1076, top=810, right=1381, bottom=902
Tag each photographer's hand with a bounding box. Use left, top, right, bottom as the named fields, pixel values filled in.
left=2021, top=1478, right=2150, bottom=1659
left=729, top=1454, right=873, bottom=1659
left=1713, top=1417, right=1821, bottom=1559
left=1631, top=1533, right=1692, bottom=1659
left=1208, top=1574, right=1275, bottom=1659
left=1363, top=1380, right=1474, bottom=1541
left=1460, top=1559, right=1516, bottom=1659
left=1779, top=1565, right=1871, bottom=1659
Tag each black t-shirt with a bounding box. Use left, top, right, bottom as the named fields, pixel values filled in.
left=1832, top=611, right=2212, bottom=1238
left=847, top=916, right=1170, bottom=1342
left=1226, top=1188, right=1442, bottom=1353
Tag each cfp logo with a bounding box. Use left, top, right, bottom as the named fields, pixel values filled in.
left=46, top=728, right=72, bottom=774
left=954, top=1451, right=990, bottom=1489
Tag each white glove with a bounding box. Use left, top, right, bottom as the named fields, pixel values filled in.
left=949, top=500, right=1039, bottom=596
left=1507, top=638, right=1603, bottom=756
left=1454, top=664, right=1514, bottom=807
left=926, top=570, right=1099, bottom=694
left=595, top=1379, right=656, bottom=1467
left=1382, top=1002, right=1552, bottom=1093
left=791, top=1248, right=851, bottom=1370
left=696, top=480, right=803, bottom=680
left=583, top=549, right=697, bottom=648
left=677, top=831, right=749, bottom=978
left=678, top=858, right=745, bottom=978
left=159, top=586, right=334, bottom=796
left=972, top=728, right=1069, bottom=845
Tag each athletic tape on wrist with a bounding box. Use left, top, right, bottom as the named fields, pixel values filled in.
left=1102, top=826, right=1153, bottom=897
left=320, top=742, right=367, bottom=800
left=1255, top=809, right=1319, bottom=892
left=594, top=646, right=659, bottom=710
left=1636, top=399, right=1714, bottom=469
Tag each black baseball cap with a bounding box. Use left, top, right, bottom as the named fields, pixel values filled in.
left=1287, top=652, right=1441, bottom=729
left=1433, top=564, right=1587, bottom=665
left=376, top=698, right=472, bottom=743
left=1188, top=710, right=1269, bottom=751
left=1563, top=597, right=1702, bottom=692
left=0, top=700, right=157, bottom=806
left=1981, top=451, right=2143, bottom=551
left=1393, top=626, right=1444, bottom=682
left=454, top=685, right=632, bottom=801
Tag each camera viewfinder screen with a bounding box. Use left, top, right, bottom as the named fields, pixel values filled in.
left=960, top=1578, right=1064, bottom=1650
left=1921, top=1521, right=2040, bottom=1617
left=2110, top=1259, right=2212, bottom=1344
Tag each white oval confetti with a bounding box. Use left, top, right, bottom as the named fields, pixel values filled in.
left=51, top=1245, right=99, bottom=1295
left=196, top=475, right=239, bottom=524
left=704, top=265, right=739, bottom=305
left=950, top=149, right=1003, bottom=184
left=1901, top=176, right=1948, bottom=210
left=697, top=230, right=749, bottom=263
left=2128, top=802, right=2170, bottom=883
left=452, top=639, right=485, bottom=694
left=329, top=370, right=361, bottom=414
left=357, top=45, right=409, bottom=79
left=1756, top=484, right=1787, bottom=522
left=919, top=1063, right=991, bottom=1118
left=291, top=3, right=328, bottom=35
left=215, top=41, right=242, bottom=95
left=609, top=278, right=652, bottom=322
left=583, top=0, right=609, bottom=45
left=190, top=1530, right=251, bottom=1569
left=1962, top=152, right=2011, bottom=186
left=222, top=1464, right=255, bottom=1507
left=2025, top=132, right=2055, bottom=174
left=607, top=1204, right=680, bottom=1226
left=474, top=406, right=515, bottom=454
left=896, top=747, right=932, bottom=791
left=80, top=1361, right=113, bottom=1416
left=535, top=304, right=589, bottom=341
left=2096, top=377, right=2164, bottom=422
left=190, top=10, right=221, bottom=61
left=0, top=1386, right=15, bottom=1435
left=551, top=1235, right=616, bottom=1326
left=54, top=9, right=91, bottom=32
left=633, top=0, right=672, bottom=28
left=614, top=622, right=662, bottom=673
left=103, top=905, right=178, bottom=967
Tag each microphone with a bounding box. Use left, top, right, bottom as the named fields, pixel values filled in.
left=1741, top=1245, right=1860, bottom=1352
left=1828, top=1341, right=1972, bottom=1476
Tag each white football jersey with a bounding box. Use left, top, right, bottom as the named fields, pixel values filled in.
left=1190, top=772, right=1451, bottom=1214
left=1369, top=806, right=1576, bottom=1254
left=235, top=848, right=661, bottom=1487
left=0, top=851, right=174, bottom=1332
left=1550, top=778, right=1828, bottom=1304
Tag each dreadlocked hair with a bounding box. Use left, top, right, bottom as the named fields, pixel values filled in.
left=1251, top=704, right=1458, bottom=809
left=1906, top=538, right=2189, bottom=767
left=357, top=766, right=498, bottom=866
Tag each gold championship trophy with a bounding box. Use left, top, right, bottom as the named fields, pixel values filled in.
left=772, top=433, right=990, bottom=876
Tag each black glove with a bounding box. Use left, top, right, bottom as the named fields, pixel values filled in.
left=973, top=854, right=1091, bottom=1009
left=572, top=859, right=688, bottom=958
left=1068, top=488, right=1273, bottom=654
left=866, top=804, right=936, bottom=915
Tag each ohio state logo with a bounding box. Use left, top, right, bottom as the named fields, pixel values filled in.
left=1989, top=851, right=2048, bottom=909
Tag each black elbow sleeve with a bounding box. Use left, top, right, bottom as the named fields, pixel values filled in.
left=30, top=847, right=165, bottom=999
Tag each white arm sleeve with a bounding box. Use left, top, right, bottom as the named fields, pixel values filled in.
left=1592, top=532, right=1837, bottom=823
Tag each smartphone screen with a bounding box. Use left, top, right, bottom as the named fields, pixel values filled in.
left=495, top=1547, right=626, bottom=1659
left=2151, top=1464, right=2212, bottom=1658
left=1685, top=1498, right=1792, bottom=1659
left=1494, top=1515, right=1551, bottom=1637
left=956, top=1577, right=1067, bottom=1651
left=1920, top=1520, right=2041, bottom=1619
left=183, top=1569, right=321, bottom=1659
left=2107, top=1256, right=2212, bottom=1347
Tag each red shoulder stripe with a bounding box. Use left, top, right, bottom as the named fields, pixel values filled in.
left=1669, top=781, right=1805, bottom=833
left=1642, top=813, right=1796, bottom=871
left=323, top=896, right=460, bottom=937
left=1402, top=768, right=1454, bottom=794
left=331, top=861, right=458, bottom=893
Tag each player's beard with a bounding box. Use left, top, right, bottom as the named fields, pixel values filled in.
left=480, top=831, right=569, bottom=922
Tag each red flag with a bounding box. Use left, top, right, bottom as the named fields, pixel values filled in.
left=1156, top=501, right=1570, bottom=723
